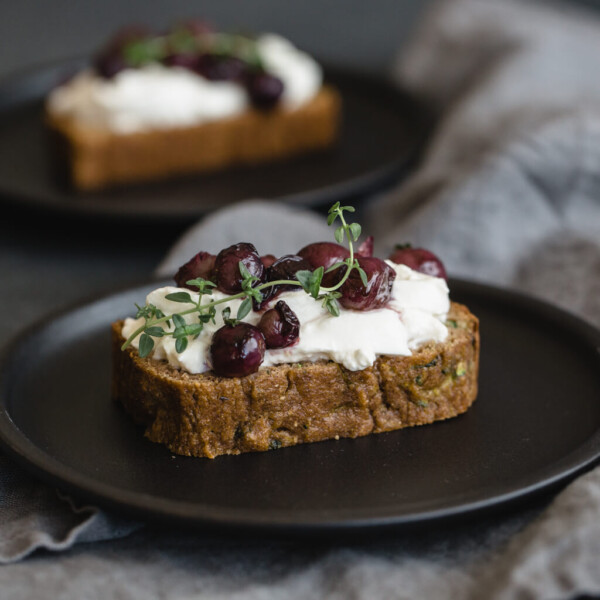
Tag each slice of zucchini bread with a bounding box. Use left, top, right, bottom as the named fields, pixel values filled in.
left=111, top=302, right=479, bottom=458
left=46, top=87, right=340, bottom=191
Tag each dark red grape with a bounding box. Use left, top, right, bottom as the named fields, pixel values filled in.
left=210, top=323, right=266, bottom=377
left=260, top=254, right=277, bottom=268
left=257, top=301, right=300, bottom=348
left=297, top=242, right=350, bottom=288
left=356, top=235, right=374, bottom=257
left=268, top=255, right=311, bottom=289
left=247, top=72, right=284, bottom=109
left=339, top=257, right=396, bottom=311
left=297, top=242, right=349, bottom=270
left=163, top=53, right=200, bottom=70
left=93, top=26, right=150, bottom=78
left=196, top=54, right=247, bottom=81
left=106, top=25, right=151, bottom=49
left=217, top=57, right=247, bottom=81
left=193, top=53, right=217, bottom=78
left=255, top=254, right=311, bottom=309
left=214, top=243, right=265, bottom=294
left=174, top=251, right=216, bottom=289
left=94, top=51, right=129, bottom=78
left=388, top=246, right=447, bottom=279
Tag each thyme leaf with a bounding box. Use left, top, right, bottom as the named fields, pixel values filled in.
left=296, top=268, right=323, bottom=299
left=185, top=278, right=216, bottom=294
left=165, top=291, right=194, bottom=304
left=175, top=337, right=188, bottom=353
left=138, top=333, right=154, bottom=358
left=237, top=297, right=252, bottom=321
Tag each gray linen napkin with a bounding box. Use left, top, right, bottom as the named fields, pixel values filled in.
left=2, top=0, right=600, bottom=598
left=367, top=0, right=600, bottom=324
left=0, top=455, right=141, bottom=563
left=156, top=201, right=332, bottom=277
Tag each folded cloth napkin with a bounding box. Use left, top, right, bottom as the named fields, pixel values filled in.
left=367, top=0, right=600, bottom=324
left=2, top=0, right=600, bottom=598
left=0, top=454, right=141, bottom=563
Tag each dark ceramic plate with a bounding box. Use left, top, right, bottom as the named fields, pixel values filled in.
left=1, top=280, right=600, bottom=535
left=0, top=59, right=428, bottom=221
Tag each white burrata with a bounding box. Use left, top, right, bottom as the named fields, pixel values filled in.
left=47, top=34, right=322, bottom=134
left=121, top=262, right=450, bottom=374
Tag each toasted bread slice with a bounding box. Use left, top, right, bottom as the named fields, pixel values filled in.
left=111, top=302, right=479, bottom=458
left=46, top=86, right=341, bottom=191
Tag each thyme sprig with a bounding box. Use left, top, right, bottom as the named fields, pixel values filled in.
left=122, top=203, right=366, bottom=357
left=120, top=30, right=263, bottom=70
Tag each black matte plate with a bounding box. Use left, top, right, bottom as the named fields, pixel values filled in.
left=1, top=280, right=600, bottom=534
left=0, top=59, right=427, bottom=221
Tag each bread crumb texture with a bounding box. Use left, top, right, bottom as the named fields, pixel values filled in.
left=47, top=87, right=341, bottom=191
left=112, top=302, right=479, bottom=458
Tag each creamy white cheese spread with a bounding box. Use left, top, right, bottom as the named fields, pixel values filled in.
left=47, top=34, right=322, bottom=134
left=121, top=262, right=450, bottom=374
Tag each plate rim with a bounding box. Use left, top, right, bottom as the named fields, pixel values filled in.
left=0, top=57, right=430, bottom=223
left=1, top=278, right=600, bottom=534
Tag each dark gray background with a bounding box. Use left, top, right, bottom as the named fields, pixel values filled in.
left=3, top=0, right=599, bottom=80
left=0, top=0, right=430, bottom=79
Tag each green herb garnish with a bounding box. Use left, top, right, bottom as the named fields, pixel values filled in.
left=122, top=37, right=166, bottom=67
left=119, top=30, right=262, bottom=70
left=121, top=203, right=366, bottom=355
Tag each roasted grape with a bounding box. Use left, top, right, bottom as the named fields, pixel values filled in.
left=94, top=51, right=128, bottom=78
left=174, top=251, right=216, bottom=289
left=260, top=254, right=277, bottom=268
left=214, top=243, right=265, bottom=294
left=255, top=254, right=311, bottom=309
left=297, top=242, right=350, bottom=270
left=210, top=323, right=266, bottom=377
left=267, top=255, right=311, bottom=290
left=340, top=257, right=396, bottom=311
left=94, top=26, right=149, bottom=78
left=107, top=25, right=150, bottom=49
left=196, top=54, right=247, bottom=81
left=163, top=53, right=201, bottom=71
left=356, top=235, right=374, bottom=257
left=257, top=301, right=300, bottom=348
left=247, top=72, right=284, bottom=108
left=388, top=246, right=447, bottom=279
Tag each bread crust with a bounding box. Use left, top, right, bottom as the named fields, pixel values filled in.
left=46, top=86, right=341, bottom=191
left=111, top=302, right=479, bottom=458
